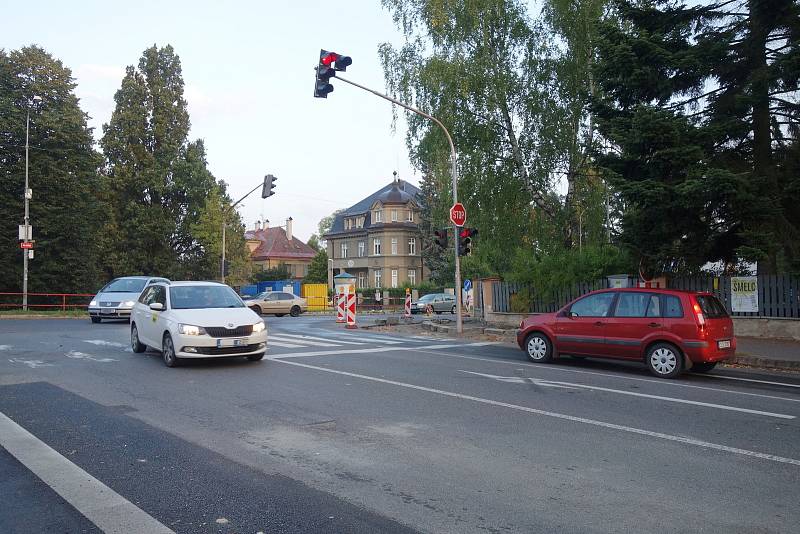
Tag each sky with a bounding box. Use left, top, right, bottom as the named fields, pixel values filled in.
left=3, top=0, right=417, bottom=242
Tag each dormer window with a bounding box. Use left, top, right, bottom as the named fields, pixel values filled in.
left=406, top=210, right=413, bottom=222
left=373, top=210, right=383, bottom=223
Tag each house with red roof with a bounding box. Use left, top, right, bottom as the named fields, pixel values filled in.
left=244, top=217, right=317, bottom=280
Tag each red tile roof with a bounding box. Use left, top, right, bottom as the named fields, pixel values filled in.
left=245, top=227, right=317, bottom=261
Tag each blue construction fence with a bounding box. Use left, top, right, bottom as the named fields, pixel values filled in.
left=239, top=280, right=301, bottom=298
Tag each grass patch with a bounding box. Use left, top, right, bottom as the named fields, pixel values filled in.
left=0, top=309, right=88, bottom=318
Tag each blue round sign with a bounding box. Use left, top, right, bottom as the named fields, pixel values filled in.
left=463, top=279, right=472, bottom=291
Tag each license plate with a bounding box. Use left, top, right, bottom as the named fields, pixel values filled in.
left=718, top=340, right=731, bottom=349
left=101, top=308, right=115, bottom=315
left=217, top=338, right=246, bottom=348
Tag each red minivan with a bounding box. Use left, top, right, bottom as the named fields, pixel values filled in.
left=516, top=288, right=736, bottom=378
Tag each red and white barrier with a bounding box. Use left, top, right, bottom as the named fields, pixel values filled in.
left=346, top=290, right=357, bottom=329
left=404, top=293, right=411, bottom=318
left=336, top=292, right=345, bottom=323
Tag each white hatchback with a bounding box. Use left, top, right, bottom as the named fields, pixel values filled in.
left=130, top=281, right=267, bottom=367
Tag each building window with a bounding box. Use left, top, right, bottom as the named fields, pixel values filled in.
left=358, top=272, right=366, bottom=288
left=341, top=242, right=348, bottom=259
left=391, top=269, right=398, bottom=288
left=408, top=269, right=416, bottom=285
left=391, top=238, right=398, bottom=255
left=373, top=238, right=381, bottom=255
left=406, top=210, right=413, bottom=222
left=408, top=238, right=416, bottom=255
left=373, top=210, right=383, bottom=223
left=356, top=217, right=364, bottom=228
left=391, top=209, right=398, bottom=222
left=374, top=270, right=382, bottom=287
left=304, top=264, right=309, bottom=276
left=344, top=219, right=351, bottom=230
left=358, top=241, right=365, bottom=257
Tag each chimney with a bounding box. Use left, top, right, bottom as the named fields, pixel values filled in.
left=255, top=220, right=261, bottom=231
left=264, top=219, right=269, bottom=229
left=285, top=217, right=293, bottom=242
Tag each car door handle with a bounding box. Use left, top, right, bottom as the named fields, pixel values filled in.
left=594, top=321, right=604, bottom=326
left=648, top=322, right=661, bottom=328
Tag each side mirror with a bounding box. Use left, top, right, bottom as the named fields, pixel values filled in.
left=149, top=302, right=164, bottom=312
left=569, top=311, right=579, bottom=318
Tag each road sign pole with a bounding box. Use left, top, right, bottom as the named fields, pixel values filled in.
left=334, top=74, right=463, bottom=334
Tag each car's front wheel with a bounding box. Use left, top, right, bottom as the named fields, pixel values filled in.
left=290, top=305, right=301, bottom=317
left=646, top=342, right=682, bottom=378
left=130, top=323, right=146, bottom=353
left=691, top=361, right=717, bottom=373
left=249, top=305, right=262, bottom=315
left=524, top=332, right=553, bottom=363
left=162, top=333, right=179, bottom=368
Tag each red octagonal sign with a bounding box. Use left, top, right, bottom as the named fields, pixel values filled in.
left=450, top=202, right=466, bottom=227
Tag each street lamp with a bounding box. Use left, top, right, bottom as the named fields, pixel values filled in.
left=22, top=95, right=42, bottom=311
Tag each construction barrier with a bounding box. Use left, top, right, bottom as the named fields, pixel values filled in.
left=346, top=290, right=357, bottom=329
left=404, top=291, right=411, bottom=318
left=301, top=283, right=329, bottom=311
left=336, top=292, right=346, bottom=323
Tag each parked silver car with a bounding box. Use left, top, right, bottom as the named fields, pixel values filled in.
left=89, top=276, right=170, bottom=323
left=410, top=293, right=456, bottom=314
left=245, top=291, right=308, bottom=317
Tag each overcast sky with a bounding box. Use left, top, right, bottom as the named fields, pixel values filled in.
left=4, top=0, right=417, bottom=242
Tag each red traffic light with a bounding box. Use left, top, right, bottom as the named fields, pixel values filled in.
left=459, top=228, right=477, bottom=239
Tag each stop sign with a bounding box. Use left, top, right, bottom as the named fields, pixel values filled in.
left=450, top=202, right=466, bottom=226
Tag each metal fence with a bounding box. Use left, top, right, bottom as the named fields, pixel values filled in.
left=0, top=292, right=94, bottom=311
left=491, top=275, right=800, bottom=318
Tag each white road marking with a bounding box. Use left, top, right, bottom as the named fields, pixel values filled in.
left=268, top=341, right=307, bottom=349
left=696, top=374, right=800, bottom=389
left=271, top=333, right=366, bottom=345
left=270, top=342, right=503, bottom=359
left=460, top=370, right=578, bottom=389
left=66, top=351, right=117, bottom=363
left=326, top=334, right=404, bottom=344
left=0, top=345, right=12, bottom=350
left=413, top=350, right=800, bottom=404
left=269, top=335, right=342, bottom=348
left=273, top=359, right=800, bottom=466
left=83, top=340, right=126, bottom=348
left=0, top=411, right=174, bottom=534
left=8, top=358, right=54, bottom=368
left=458, top=371, right=795, bottom=419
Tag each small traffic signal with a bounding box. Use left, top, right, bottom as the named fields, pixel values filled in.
left=262, top=174, right=277, bottom=198
left=434, top=229, right=448, bottom=249
left=458, top=227, right=478, bottom=256
left=314, top=50, right=353, bottom=98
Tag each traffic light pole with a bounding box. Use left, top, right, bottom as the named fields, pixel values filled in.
left=334, top=74, right=463, bottom=334
left=221, top=180, right=266, bottom=284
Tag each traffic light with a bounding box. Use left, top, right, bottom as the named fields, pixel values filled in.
left=314, top=50, right=353, bottom=98
left=458, top=227, right=478, bottom=256
left=262, top=174, right=277, bottom=198
left=434, top=229, right=448, bottom=249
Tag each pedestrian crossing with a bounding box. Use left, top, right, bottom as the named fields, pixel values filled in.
left=266, top=329, right=496, bottom=355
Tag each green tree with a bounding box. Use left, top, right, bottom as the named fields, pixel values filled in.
left=0, top=46, right=105, bottom=293
left=594, top=0, right=800, bottom=273
left=305, top=249, right=329, bottom=283
left=252, top=265, right=291, bottom=282
left=306, top=234, right=321, bottom=252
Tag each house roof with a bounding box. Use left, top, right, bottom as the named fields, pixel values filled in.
left=325, top=179, right=421, bottom=236
left=244, top=227, right=317, bottom=261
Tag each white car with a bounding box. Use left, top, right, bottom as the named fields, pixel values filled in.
left=130, top=281, right=267, bottom=367
left=89, top=276, right=170, bottom=323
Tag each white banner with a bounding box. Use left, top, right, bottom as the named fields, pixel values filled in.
left=731, top=276, right=758, bottom=313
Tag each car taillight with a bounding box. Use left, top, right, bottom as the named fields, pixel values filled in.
left=693, top=303, right=706, bottom=331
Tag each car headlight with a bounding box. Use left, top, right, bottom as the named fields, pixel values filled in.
left=179, top=324, right=207, bottom=336
left=252, top=321, right=266, bottom=333
left=122, top=300, right=136, bottom=308
left=90, top=300, right=97, bottom=306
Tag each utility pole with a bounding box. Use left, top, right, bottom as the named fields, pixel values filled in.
left=222, top=175, right=277, bottom=283
left=22, top=96, right=42, bottom=311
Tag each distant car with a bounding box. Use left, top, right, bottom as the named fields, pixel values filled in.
left=88, top=276, right=170, bottom=323
left=411, top=293, right=456, bottom=314
left=516, top=288, right=736, bottom=378
left=130, top=281, right=267, bottom=367
left=244, top=291, right=308, bottom=317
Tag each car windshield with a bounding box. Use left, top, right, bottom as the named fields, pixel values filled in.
left=102, top=278, right=147, bottom=293
left=169, top=285, right=245, bottom=309
left=418, top=294, right=436, bottom=302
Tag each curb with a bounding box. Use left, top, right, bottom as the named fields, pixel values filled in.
left=725, top=354, right=800, bottom=371
left=0, top=315, right=86, bottom=320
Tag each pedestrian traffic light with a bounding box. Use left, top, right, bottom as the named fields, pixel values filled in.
left=262, top=174, right=277, bottom=198
left=458, top=227, right=478, bottom=256
left=314, top=50, right=353, bottom=98
left=434, top=229, right=448, bottom=249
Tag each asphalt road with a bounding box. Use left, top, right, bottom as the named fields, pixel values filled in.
left=1, top=315, right=799, bottom=533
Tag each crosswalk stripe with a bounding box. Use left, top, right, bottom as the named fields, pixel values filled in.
left=269, top=336, right=342, bottom=348
left=268, top=340, right=307, bottom=348
left=271, top=333, right=366, bottom=345
left=330, top=334, right=403, bottom=344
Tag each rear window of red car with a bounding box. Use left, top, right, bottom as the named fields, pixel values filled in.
left=696, top=295, right=729, bottom=318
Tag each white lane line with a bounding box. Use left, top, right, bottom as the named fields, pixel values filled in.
left=0, top=345, right=12, bottom=350
left=269, top=335, right=342, bottom=348
left=268, top=341, right=307, bottom=349
left=696, top=374, right=800, bottom=389
left=327, top=334, right=404, bottom=344
left=269, top=342, right=502, bottom=359
left=272, top=333, right=366, bottom=345
left=412, top=350, right=800, bottom=404
left=458, top=371, right=795, bottom=419
left=272, top=359, right=800, bottom=467
left=0, top=411, right=174, bottom=534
